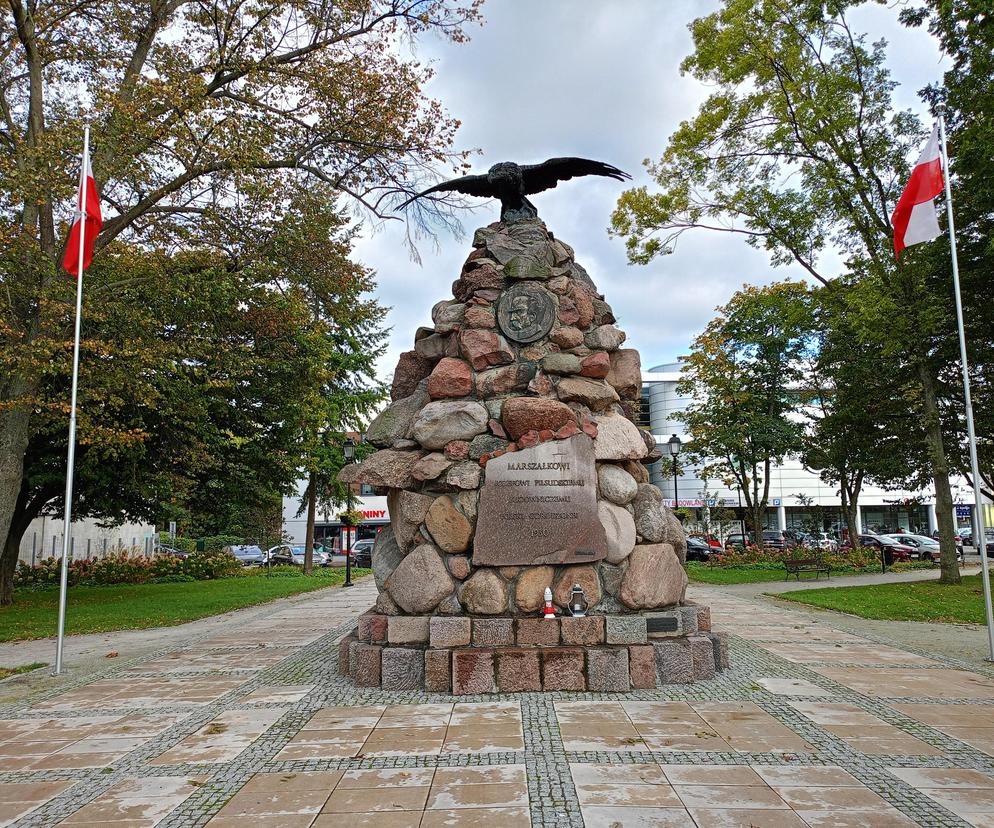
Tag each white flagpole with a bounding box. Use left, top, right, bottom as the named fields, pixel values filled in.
left=938, top=114, right=994, bottom=661
left=54, top=124, right=89, bottom=676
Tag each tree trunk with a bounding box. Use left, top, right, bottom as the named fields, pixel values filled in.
left=918, top=361, right=961, bottom=585
left=0, top=407, right=35, bottom=605
left=303, top=471, right=316, bottom=575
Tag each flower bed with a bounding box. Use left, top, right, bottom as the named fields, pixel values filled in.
left=711, top=545, right=880, bottom=572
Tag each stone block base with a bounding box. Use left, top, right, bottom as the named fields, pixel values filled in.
left=340, top=604, right=727, bottom=694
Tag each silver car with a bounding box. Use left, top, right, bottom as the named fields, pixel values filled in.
left=889, top=533, right=961, bottom=563
left=266, top=544, right=329, bottom=566
left=227, top=545, right=266, bottom=566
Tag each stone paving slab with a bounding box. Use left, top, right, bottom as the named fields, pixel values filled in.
left=5, top=577, right=994, bottom=825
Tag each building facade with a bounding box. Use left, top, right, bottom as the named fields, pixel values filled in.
left=641, top=360, right=989, bottom=538
left=281, top=479, right=390, bottom=551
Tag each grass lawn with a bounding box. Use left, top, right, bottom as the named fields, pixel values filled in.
left=0, top=662, right=46, bottom=680
left=778, top=573, right=990, bottom=624
left=0, top=568, right=371, bottom=643
left=685, top=563, right=792, bottom=584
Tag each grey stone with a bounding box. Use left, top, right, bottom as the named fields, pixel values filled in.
left=654, top=639, right=694, bottom=684
left=599, top=561, right=625, bottom=598
left=678, top=606, right=699, bottom=635
left=588, top=648, right=630, bottom=692
left=436, top=593, right=463, bottom=615
left=387, top=615, right=430, bottom=645
left=432, top=301, right=466, bottom=334
left=429, top=616, right=471, bottom=648
left=412, top=452, right=453, bottom=481
left=597, top=500, right=637, bottom=565
left=371, top=525, right=404, bottom=591
left=605, top=615, right=648, bottom=645
left=556, top=376, right=620, bottom=411
left=458, top=569, right=508, bottom=615
left=593, top=414, right=649, bottom=461
left=350, top=448, right=424, bottom=489
left=592, top=595, right=625, bottom=614
left=366, top=387, right=429, bottom=448
left=633, top=483, right=666, bottom=542
left=374, top=591, right=401, bottom=616
left=504, top=254, right=552, bottom=281
left=472, top=617, right=515, bottom=647
left=541, top=353, right=582, bottom=375
left=689, top=634, right=717, bottom=680
left=412, top=400, right=489, bottom=449
left=709, top=631, right=731, bottom=670
left=456, top=489, right=479, bottom=524
left=381, top=647, right=424, bottom=691
left=387, top=489, right=435, bottom=552
left=469, top=433, right=508, bottom=460
left=597, top=464, right=639, bottom=504
left=414, top=332, right=452, bottom=361
left=446, top=460, right=482, bottom=490
left=384, top=544, right=453, bottom=614
left=585, top=324, right=626, bottom=351
left=619, top=543, right=688, bottom=610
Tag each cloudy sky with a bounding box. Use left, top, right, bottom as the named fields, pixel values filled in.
left=354, top=0, right=944, bottom=382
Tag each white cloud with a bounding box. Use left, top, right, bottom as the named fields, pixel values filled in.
left=354, top=0, right=944, bottom=386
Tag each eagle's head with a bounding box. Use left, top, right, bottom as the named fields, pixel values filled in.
left=487, top=161, right=521, bottom=186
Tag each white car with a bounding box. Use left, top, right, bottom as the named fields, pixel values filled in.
left=889, top=533, right=962, bottom=563
left=812, top=532, right=839, bottom=552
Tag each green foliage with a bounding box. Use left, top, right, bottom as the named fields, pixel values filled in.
left=14, top=548, right=240, bottom=588
left=713, top=544, right=879, bottom=571
left=678, top=281, right=814, bottom=532
left=158, top=534, right=198, bottom=554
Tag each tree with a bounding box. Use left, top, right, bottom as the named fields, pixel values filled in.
left=902, top=0, right=994, bottom=506
left=799, top=287, right=924, bottom=541
left=678, top=281, right=813, bottom=537
left=612, top=0, right=963, bottom=582
left=0, top=0, right=479, bottom=600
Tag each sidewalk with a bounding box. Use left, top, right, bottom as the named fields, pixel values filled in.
left=4, top=575, right=994, bottom=826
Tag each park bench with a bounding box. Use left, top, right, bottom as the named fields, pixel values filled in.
left=784, top=558, right=831, bottom=581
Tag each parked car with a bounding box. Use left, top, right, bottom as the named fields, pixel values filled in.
left=157, top=544, right=190, bottom=559
left=352, top=538, right=374, bottom=568
left=266, top=544, right=329, bottom=567
left=686, top=536, right=717, bottom=562
left=844, top=534, right=914, bottom=564
left=811, top=531, right=840, bottom=552
left=889, top=533, right=962, bottom=563
left=761, top=530, right=788, bottom=550
left=227, top=545, right=266, bottom=566
left=689, top=533, right=722, bottom=549
left=724, top=533, right=754, bottom=549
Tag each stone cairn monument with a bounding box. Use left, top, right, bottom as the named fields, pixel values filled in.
left=339, top=218, right=728, bottom=693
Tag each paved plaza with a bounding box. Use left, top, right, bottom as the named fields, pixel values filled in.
left=3, top=578, right=994, bottom=826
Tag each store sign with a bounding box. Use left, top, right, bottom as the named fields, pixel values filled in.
left=663, top=498, right=728, bottom=508
left=956, top=505, right=972, bottom=518
left=359, top=509, right=387, bottom=519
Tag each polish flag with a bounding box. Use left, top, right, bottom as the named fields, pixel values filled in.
left=62, top=158, right=103, bottom=275
left=891, top=124, right=944, bottom=258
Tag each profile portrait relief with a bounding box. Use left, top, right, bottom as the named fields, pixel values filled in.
left=497, top=283, right=556, bottom=344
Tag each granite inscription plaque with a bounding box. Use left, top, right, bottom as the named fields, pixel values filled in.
left=473, top=434, right=608, bottom=565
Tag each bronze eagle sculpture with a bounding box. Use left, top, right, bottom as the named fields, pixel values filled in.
left=398, top=157, right=632, bottom=221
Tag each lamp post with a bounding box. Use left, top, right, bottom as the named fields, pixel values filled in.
left=668, top=434, right=682, bottom=512
left=342, top=436, right=356, bottom=588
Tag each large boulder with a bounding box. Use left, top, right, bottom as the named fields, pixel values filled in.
left=585, top=324, right=626, bottom=351
left=459, top=569, right=508, bottom=615
left=556, top=376, right=620, bottom=410
left=431, top=301, right=466, bottom=334
left=592, top=413, right=649, bottom=461
left=391, top=351, right=433, bottom=401
left=385, top=544, right=454, bottom=614
left=475, top=363, right=536, bottom=397
left=552, top=564, right=602, bottom=609
left=597, top=500, right=637, bottom=565
left=425, top=496, right=473, bottom=553
left=459, top=329, right=514, bottom=371
left=619, top=543, right=687, bottom=610
left=427, top=358, right=473, bottom=399
left=412, top=452, right=453, bottom=482
left=501, top=397, right=577, bottom=441
left=366, top=387, right=429, bottom=448
left=351, top=449, right=424, bottom=490
left=371, top=526, right=403, bottom=591
left=597, top=464, right=638, bottom=505
left=387, top=489, right=435, bottom=551
left=607, top=349, right=642, bottom=400
left=515, top=565, right=555, bottom=613
left=411, top=400, right=489, bottom=449
left=633, top=483, right=667, bottom=542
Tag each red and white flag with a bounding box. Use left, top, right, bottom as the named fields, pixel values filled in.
left=62, top=157, right=103, bottom=275
left=891, top=124, right=944, bottom=258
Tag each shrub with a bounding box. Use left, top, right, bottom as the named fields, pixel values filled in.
left=200, top=535, right=244, bottom=553
left=178, top=549, right=242, bottom=580
left=151, top=574, right=197, bottom=583
left=711, top=544, right=879, bottom=571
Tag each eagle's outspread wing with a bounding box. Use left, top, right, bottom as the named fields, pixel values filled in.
left=519, top=157, right=631, bottom=195
left=397, top=173, right=495, bottom=210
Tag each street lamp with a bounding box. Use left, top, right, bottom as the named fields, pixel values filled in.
left=342, top=436, right=356, bottom=588
left=668, top=434, right=682, bottom=512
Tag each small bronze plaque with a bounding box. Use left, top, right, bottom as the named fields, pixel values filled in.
left=646, top=617, right=679, bottom=634
left=497, top=283, right=556, bottom=344
left=473, top=434, right=607, bottom=566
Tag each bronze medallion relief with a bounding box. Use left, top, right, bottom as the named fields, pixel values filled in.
left=497, top=283, right=556, bottom=344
